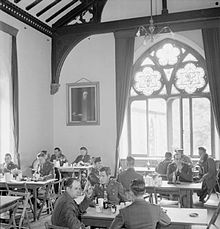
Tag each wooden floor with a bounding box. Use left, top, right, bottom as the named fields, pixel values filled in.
left=30, top=193, right=220, bottom=229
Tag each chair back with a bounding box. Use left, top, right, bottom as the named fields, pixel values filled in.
left=207, top=197, right=220, bottom=229
left=45, top=222, right=68, bottom=229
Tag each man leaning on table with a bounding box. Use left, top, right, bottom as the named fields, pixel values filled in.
left=52, top=177, right=93, bottom=229
left=109, top=179, right=171, bottom=229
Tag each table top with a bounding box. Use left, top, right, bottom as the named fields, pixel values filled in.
left=146, top=180, right=202, bottom=190
left=58, top=165, right=93, bottom=169
left=82, top=206, right=208, bottom=226
left=0, top=196, right=22, bottom=209
left=0, top=178, right=56, bottom=186
left=134, top=167, right=155, bottom=172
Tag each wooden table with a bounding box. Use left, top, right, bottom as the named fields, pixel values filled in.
left=145, top=181, right=202, bottom=208
left=0, top=178, right=56, bottom=221
left=81, top=206, right=208, bottom=229
left=0, top=196, right=22, bottom=228
left=57, top=165, right=93, bottom=179
left=134, top=167, right=155, bottom=174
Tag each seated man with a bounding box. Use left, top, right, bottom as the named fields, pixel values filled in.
left=36, top=151, right=55, bottom=181
left=2, top=153, right=18, bottom=173
left=92, top=166, right=127, bottom=205
left=156, top=152, right=172, bottom=176
left=51, top=177, right=93, bottom=229
left=197, top=146, right=217, bottom=202
left=73, top=146, right=91, bottom=165
left=50, top=147, right=68, bottom=166
left=109, top=179, right=171, bottom=229
left=167, top=151, right=193, bottom=183
left=175, top=148, right=193, bottom=167
left=88, top=156, right=102, bottom=186
left=117, top=156, right=143, bottom=195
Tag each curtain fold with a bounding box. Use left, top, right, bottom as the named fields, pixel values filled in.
left=114, top=29, right=136, bottom=176
left=202, top=28, right=220, bottom=136
left=11, top=35, right=20, bottom=168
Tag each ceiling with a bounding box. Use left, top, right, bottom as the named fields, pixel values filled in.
left=1, top=0, right=220, bottom=37
left=1, top=0, right=108, bottom=36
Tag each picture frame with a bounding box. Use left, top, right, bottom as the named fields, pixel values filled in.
left=66, top=81, right=100, bottom=126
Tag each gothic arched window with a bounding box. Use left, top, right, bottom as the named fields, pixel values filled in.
left=128, top=38, right=215, bottom=157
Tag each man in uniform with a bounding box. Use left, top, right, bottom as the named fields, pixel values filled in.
left=2, top=153, right=18, bottom=172
left=117, top=156, right=143, bottom=200
left=109, top=179, right=171, bottom=229
left=88, top=157, right=102, bottom=185
left=52, top=177, right=93, bottom=229
left=197, top=146, right=217, bottom=202
left=92, top=166, right=127, bottom=205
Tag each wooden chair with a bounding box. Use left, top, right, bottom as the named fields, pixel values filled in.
left=6, top=182, right=33, bottom=229
left=206, top=198, right=220, bottom=229
left=44, top=222, right=68, bottom=229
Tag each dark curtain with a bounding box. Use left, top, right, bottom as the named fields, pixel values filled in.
left=114, top=29, right=136, bottom=176
left=11, top=35, right=20, bottom=168
left=202, top=28, right=220, bottom=136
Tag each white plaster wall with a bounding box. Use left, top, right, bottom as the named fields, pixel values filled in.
left=53, top=33, right=116, bottom=172
left=0, top=12, right=53, bottom=168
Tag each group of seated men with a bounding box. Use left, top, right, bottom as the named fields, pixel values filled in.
left=0, top=146, right=217, bottom=229
left=156, top=147, right=217, bottom=203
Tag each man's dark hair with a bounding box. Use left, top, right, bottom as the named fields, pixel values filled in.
left=126, top=156, right=135, bottom=166
left=80, top=146, right=87, bottom=151
left=165, top=152, right=172, bottom=159
left=37, top=151, right=46, bottom=158
left=198, top=146, right=206, bottom=152
left=64, top=177, right=79, bottom=188
left=100, top=166, right=111, bottom=176
left=54, top=147, right=61, bottom=152
left=94, top=157, right=101, bottom=164
left=130, top=179, right=145, bottom=196
left=5, top=153, right=12, bottom=158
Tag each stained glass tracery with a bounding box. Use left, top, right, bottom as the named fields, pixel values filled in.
left=132, top=39, right=208, bottom=96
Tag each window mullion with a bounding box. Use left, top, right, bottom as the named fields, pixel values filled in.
left=189, top=98, right=193, bottom=157
left=146, top=99, right=149, bottom=157
left=180, top=98, right=183, bottom=149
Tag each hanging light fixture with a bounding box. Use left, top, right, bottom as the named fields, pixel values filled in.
left=136, top=0, right=173, bottom=43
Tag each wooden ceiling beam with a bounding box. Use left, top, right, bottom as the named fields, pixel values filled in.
left=36, top=0, right=61, bottom=17
left=54, top=7, right=220, bottom=35
left=26, top=0, right=43, bottom=11
left=45, top=0, right=78, bottom=23
left=1, top=0, right=52, bottom=37
left=52, top=0, right=95, bottom=29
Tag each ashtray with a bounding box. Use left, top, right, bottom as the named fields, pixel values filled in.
left=189, top=213, right=198, bottom=217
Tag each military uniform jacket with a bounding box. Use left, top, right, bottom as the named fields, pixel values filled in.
left=3, top=162, right=18, bottom=173
left=51, top=191, right=90, bottom=229
left=109, top=199, right=171, bottom=229
left=167, top=162, right=193, bottom=182
left=199, top=155, right=217, bottom=190
left=73, top=154, right=91, bottom=164
left=93, top=179, right=127, bottom=205
left=39, top=161, right=54, bottom=180
left=117, top=168, right=144, bottom=191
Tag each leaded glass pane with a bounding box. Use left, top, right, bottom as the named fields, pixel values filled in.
left=131, top=101, right=147, bottom=155
left=171, top=85, right=180, bottom=94
left=141, top=57, right=154, bottom=66
left=134, top=67, right=162, bottom=96
left=156, top=43, right=180, bottom=66
left=182, top=53, right=198, bottom=62
left=175, top=63, right=205, bottom=94
left=130, top=87, right=138, bottom=96
left=164, top=68, right=173, bottom=81
left=159, top=86, right=167, bottom=95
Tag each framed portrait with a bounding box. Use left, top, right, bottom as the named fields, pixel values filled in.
left=66, top=81, right=100, bottom=126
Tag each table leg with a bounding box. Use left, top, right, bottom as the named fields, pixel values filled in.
left=180, top=190, right=192, bottom=208
left=33, top=188, right=37, bottom=221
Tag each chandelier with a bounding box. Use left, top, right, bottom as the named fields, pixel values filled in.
left=136, top=0, right=173, bottom=43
